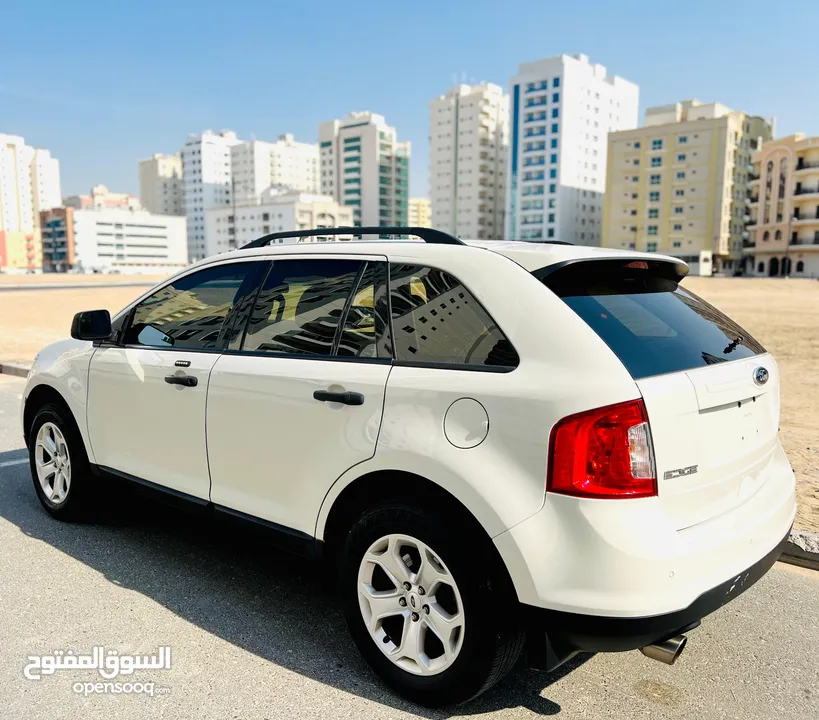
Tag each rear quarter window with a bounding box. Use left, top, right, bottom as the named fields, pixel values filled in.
left=540, top=262, right=765, bottom=379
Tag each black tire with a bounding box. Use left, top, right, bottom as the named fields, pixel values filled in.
left=28, top=403, right=95, bottom=520
left=340, top=502, right=525, bottom=707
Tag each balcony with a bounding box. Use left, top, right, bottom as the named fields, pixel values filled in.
left=794, top=160, right=819, bottom=174
left=792, top=212, right=819, bottom=226
left=748, top=173, right=760, bottom=184
left=743, top=239, right=756, bottom=248
left=790, top=235, right=819, bottom=246
left=793, top=187, right=819, bottom=200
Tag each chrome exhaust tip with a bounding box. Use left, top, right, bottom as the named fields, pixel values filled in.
left=639, top=635, right=687, bottom=665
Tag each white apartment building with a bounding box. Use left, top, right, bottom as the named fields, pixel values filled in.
left=0, top=134, right=61, bottom=270
left=506, top=53, right=639, bottom=245
left=0, top=134, right=61, bottom=233
left=429, top=83, right=509, bottom=239
left=139, top=153, right=184, bottom=216
left=70, top=208, right=187, bottom=273
left=204, top=189, right=354, bottom=255
left=181, top=130, right=242, bottom=262
left=319, top=112, right=410, bottom=231
left=231, top=134, right=319, bottom=204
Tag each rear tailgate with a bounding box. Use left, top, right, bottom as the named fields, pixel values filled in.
left=539, top=258, right=779, bottom=530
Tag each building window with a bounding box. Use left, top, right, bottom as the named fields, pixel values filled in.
left=677, top=154, right=686, bottom=162
left=547, top=228, right=555, bottom=238
left=552, top=108, right=559, bottom=118
left=551, top=124, right=559, bottom=133
left=550, top=154, right=557, bottom=164
left=674, top=206, right=683, bottom=214
left=553, top=78, right=560, bottom=88
left=634, top=141, right=641, bottom=149
left=650, top=174, right=661, bottom=185
left=647, top=242, right=657, bottom=252
left=648, top=208, right=658, bottom=218
left=549, top=184, right=556, bottom=193
left=651, top=157, right=662, bottom=167
left=649, top=191, right=660, bottom=202
left=673, top=241, right=682, bottom=248
left=675, top=189, right=684, bottom=197
left=679, top=136, right=687, bottom=144
left=673, top=224, right=682, bottom=231
left=652, top=139, right=663, bottom=150
left=548, top=213, right=555, bottom=223
left=550, top=168, right=557, bottom=179
left=775, top=230, right=782, bottom=240
left=797, top=261, right=805, bottom=272
left=763, top=231, right=769, bottom=241
left=550, top=138, right=558, bottom=148
left=647, top=226, right=658, bottom=236
left=676, top=172, right=685, bottom=180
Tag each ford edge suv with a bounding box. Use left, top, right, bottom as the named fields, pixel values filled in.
left=22, top=227, right=796, bottom=707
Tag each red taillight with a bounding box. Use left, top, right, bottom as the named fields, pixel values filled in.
left=547, top=399, right=657, bottom=499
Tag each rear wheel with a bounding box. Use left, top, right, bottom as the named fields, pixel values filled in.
left=340, top=503, right=524, bottom=707
left=29, top=404, right=94, bottom=520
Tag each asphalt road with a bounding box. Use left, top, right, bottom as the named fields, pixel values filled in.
left=0, top=373, right=817, bottom=720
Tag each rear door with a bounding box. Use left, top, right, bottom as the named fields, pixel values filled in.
left=542, top=260, right=778, bottom=530
left=206, top=256, right=392, bottom=535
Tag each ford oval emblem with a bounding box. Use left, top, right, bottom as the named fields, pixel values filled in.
left=753, top=367, right=769, bottom=386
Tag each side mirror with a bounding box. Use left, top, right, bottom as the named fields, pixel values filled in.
left=71, top=309, right=112, bottom=341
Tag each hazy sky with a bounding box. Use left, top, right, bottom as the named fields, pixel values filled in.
left=2, top=0, right=817, bottom=199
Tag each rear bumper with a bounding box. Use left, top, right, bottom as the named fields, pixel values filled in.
left=523, top=527, right=791, bottom=670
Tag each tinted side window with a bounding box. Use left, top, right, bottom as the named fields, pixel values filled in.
left=337, top=261, right=391, bottom=359
left=243, top=259, right=364, bottom=356
left=122, top=263, right=255, bottom=350
left=388, top=264, right=519, bottom=368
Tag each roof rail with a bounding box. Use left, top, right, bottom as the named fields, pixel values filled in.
left=240, top=226, right=465, bottom=249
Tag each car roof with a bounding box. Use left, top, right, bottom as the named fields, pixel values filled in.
left=189, top=239, right=686, bottom=274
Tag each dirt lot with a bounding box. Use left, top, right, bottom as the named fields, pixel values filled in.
left=1, top=274, right=817, bottom=531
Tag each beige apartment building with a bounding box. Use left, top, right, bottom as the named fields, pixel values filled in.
left=602, top=100, right=772, bottom=272
left=745, top=134, right=819, bottom=277
left=408, top=197, right=431, bottom=228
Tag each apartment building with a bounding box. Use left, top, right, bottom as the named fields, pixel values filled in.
left=39, top=207, right=187, bottom=273
left=231, top=134, right=319, bottom=205
left=506, top=54, right=638, bottom=245
left=0, top=134, right=61, bottom=271
left=602, top=100, right=772, bottom=273
left=204, top=189, right=354, bottom=255
left=139, top=153, right=184, bottom=216
left=408, top=197, right=432, bottom=229
left=181, top=130, right=242, bottom=262
left=319, top=112, right=410, bottom=231
left=746, top=134, right=819, bottom=277
left=65, top=184, right=142, bottom=211
left=429, top=83, right=508, bottom=239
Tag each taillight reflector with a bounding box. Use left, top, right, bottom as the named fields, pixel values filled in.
left=547, top=399, right=657, bottom=499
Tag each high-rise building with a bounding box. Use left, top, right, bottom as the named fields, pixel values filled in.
left=602, top=100, right=772, bottom=273
left=319, top=112, right=410, bottom=231
left=231, top=134, right=319, bottom=205
left=429, top=83, right=508, bottom=239
left=204, top=189, right=354, bottom=254
left=139, top=153, right=184, bottom=216
left=745, top=134, right=819, bottom=278
left=0, top=134, right=61, bottom=271
left=40, top=206, right=187, bottom=273
left=181, top=130, right=242, bottom=261
left=65, top=184, right=142, bottom=211
left=408, top=197, right=432, bottom=229
left=506, top=53, right=639, bottom=245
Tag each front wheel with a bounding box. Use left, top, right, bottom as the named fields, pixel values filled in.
left=29, top=404, right=94, bottom=520
left=340, top=503, right=524, bottom=707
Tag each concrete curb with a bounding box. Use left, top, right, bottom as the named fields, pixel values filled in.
left=0, top=362, right=31, bottom=378
left=2, top=354, right=819, bottom=572
left=781, top=529, right=819, bottom=571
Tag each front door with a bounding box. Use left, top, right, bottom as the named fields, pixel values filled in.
left=206, top=256, right=392, bottom=534
left=87, top=260, right=267, bottom=498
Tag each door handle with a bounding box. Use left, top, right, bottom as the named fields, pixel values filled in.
left=313, top=390, right=364, bottom=406
left=165, top=374, right=198, bottom=387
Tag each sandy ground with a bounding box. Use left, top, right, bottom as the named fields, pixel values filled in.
left=0, top=274, right=817, bottom=531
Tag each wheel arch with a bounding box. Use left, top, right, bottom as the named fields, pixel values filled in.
left=23, top=384, right=83, bottom=451
left=319, top=469, right=518, bottom=600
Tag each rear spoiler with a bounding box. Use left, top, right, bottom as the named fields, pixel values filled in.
left=533, top=257, right=689, bottom=286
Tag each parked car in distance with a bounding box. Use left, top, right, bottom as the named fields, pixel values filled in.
left=22, top=227, right=796, bottom=707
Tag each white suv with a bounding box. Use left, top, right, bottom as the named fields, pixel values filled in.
left=22, top=227, right=796, bottom=707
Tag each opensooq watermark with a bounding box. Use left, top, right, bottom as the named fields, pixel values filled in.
left=23, top=646, right=171, bottom=696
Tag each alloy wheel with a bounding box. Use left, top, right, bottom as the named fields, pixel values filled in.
left=35, top=422, right=71, bottom=504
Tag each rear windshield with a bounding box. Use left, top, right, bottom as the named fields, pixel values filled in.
left=540, top=262, right=765, bottom=379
